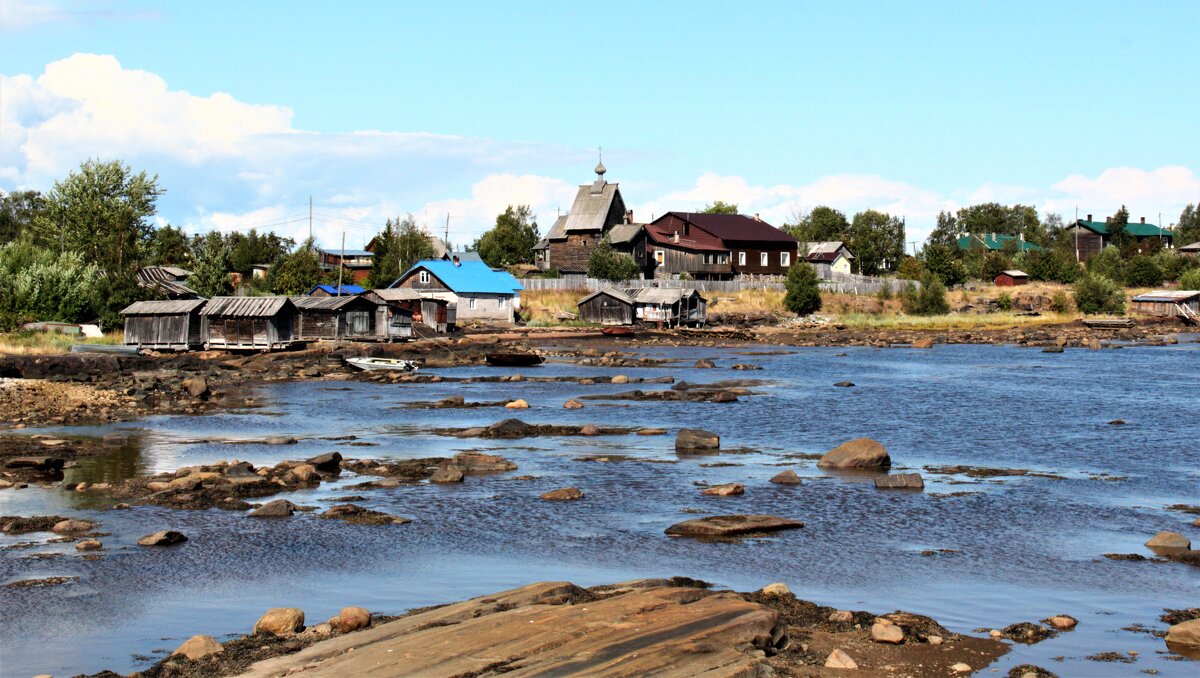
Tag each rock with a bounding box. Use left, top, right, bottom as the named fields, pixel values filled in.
left=138, top=530, right=188, bottom=546
left=769, top=470, right=802, bottom=485
left=928, top=634, right=943, bottom=645
left=1003, top=622, right=1056, bottom=643
left=225, top=461, right=257, bottom=477
left=450, top=452, right=517, bottom=473
left=541, top=487, right=583, bottom=501
left=289, top=464, right=321, bottom=484
left=51, top=519, right=95, bottom=534
left=694, top=359, right=716, bottom=368
left=817, top=438, right=891, bottom=469
left=760, top=583, right=790, bottom=596
left=332, top=606, right=371, bottom=633
left=579, top=425, right=600, bottom=436
left=263, top=436, right=298, bottom=445
left=1042, top=615, right=1078, bottom=630
left=182, top=376, right=209, bottom=398
left=430, top=466, right=465, bottom=484
left=1146, top=531, right=1190, bottom=549
left=173, top=634, right=224, bottom=660
left=709, top=390, right=738, bottom=403
left=75, top=539, right=102, bottom=551
left=911, top=337, right=934, bottom=349
left=665, top=514, right=804, bottom=538
left=701, top=483, right=744, bottom=496
left=563, top=399, right=584, bottom=409
left=952, top=663, right=972, bottom=673
left=254, top=607, right=305, bottom=635
left=675, top=428, right=720, bottom=452
left=872, top=621, right=905, bottom=644
left=730, top=363, right=762, bottom=370
left=1042, top=345, right=1064, bottom=353
left=1166, top=618, right=1200, bottom=651
left=638, top=428, right=668, bottom=436
left=1108, top=419, right=1127, bottom=425
left=989, top=629, right=1004, bottom=638
left=250, top=499, right=297, bottom=518
left=874, top=473, right=924, bottom=489
left=611, top=375, right=629, bottom=384
left=5, top=456, right=65, bottom=471
left=825, top=649, right=858, bottom=669
left=505, top=399, right=529, bottom=409
left=307, top=452, right=342, bottom=472
left=833, top=381, right=855, bottom=387
left=828, top=610, right=854, bottom=623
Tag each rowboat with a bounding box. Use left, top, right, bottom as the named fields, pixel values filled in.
left=484, top=353, right=544, bottom=367
left=345, top=357, right=419, bottom=372
left=601, top=326, right=635, bottom=337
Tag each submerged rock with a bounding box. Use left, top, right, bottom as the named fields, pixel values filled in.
left=138, top=530, right=188, bottom=547
left=817, top=438, right=891, bottom=469
left=665, top=514, right=804, bottom=538
left=676, top=428, right=720, bottom=453
left=875, top=473, right=924, bottom=490
left=1146, top=531, right=1191, bottom=550
left=540, top=487, right=584, bottom=501
left=1003, top=622, right=1057, bottom=643
left=74, top=539, right=102, bottom=551
left=430, top=466, right=465, bottom=484
left=320, top=504, right=410, bottom=526
left=701, top=483, right=744, bottom=496
left=51, top=518, right=95, bottom=534
left=769, top=470, right=802, bottom=485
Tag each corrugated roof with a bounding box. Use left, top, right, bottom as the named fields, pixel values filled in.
left=200, top=296, right=292, bottom=317
left=291, top=296, right=372, bottom=310
left=667, top=213, right=796, bottom=245
left=626, top=287, right=704, bottom=304
left=608, top=223, right=643, bottom=245
left=955, top=233, right=1044, bottom=253
left=121, top=299, right=207, bottom=315
left=309, top=284, right=364, bottom=295
left=372, top=288, right=424, bottom=301
left=805, top=241, right=854, bottom=262
left=1180, top=241, right=1200, bottom=252
left=563, top=181, right=622, bottom=233
left=442, top=251, right=483, bottom=262
left=644, top=217, right=727, bottom=252
left=319, top=248, right=374, bottom=258
left=577, top=287, right=634, bottom=305
left=391, top=260, right=524, bottom=294
left=1074, top=219, right=1172, bottom=238
left=1132, top=290, right=1200, bottom=302
left=135, top=266, right=200, bottom=298
left=999, top=270, right=1028, bottom=277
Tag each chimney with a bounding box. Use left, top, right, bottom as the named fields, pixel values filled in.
left=452, top=255, right=461, bottom=266
left=672, top=230, right=679, bottom=243
left=1087, top=214, right=1092, bottom=222
left=754, top=213, right=761, bottom=222
left=626, top=209, right=633, bottom=224
left=1140, top=216, right=1145, bottom=224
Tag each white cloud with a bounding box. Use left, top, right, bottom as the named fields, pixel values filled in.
left=1043, top=166, right=1200, bottom=226
left=420, top=174, right=578, bottom=248
left=0, top=0, right=159, bottom=32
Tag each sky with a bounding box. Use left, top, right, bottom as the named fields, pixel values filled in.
left=1, top=0, right=1198, bottom=250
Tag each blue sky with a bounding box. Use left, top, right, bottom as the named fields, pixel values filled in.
left=2, top=0, right=1197, bottom=247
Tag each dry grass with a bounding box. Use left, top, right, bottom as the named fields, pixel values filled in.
left=0, top=330, right=122, bottom=355
left=522, top=289, right=591, bottom=326
left=835, top=311, right=1076, bottom=331
left=707, top=289, right=786, bottom=315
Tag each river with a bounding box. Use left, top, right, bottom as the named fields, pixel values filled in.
left=1, top=341, right=1197, bottom=676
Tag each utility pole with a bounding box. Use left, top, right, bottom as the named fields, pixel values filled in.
left=308, top=196, right=313, bottom=242
left=1074, top=206, right=1079, bottom=262
left=336, top=231, right=345, bottom=296
left=445, top=213, right=450, bottom=254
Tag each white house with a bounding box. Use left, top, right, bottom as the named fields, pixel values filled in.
left=804, top=241, right=855, bottom=277
left=389, top=257, right=523, bottom=323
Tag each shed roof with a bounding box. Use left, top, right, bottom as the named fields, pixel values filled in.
left=626, top=287, right=705, bottom=305
left=577, top=287, right=634, bottom=306
left=121, top=299, right=207, bottom=315
left=1178, top=241, right=1200, bottom=252
left=309, top=284, right=365, bottom=295
left=200, top=296, right=292, bottom=317
left=999, top=270, right=1028, bottom=278
left=391, top=260, right=524, bottom=294
left=1132, top=290, right=1200, bottom=303
left=291, top=295, right=373, bottom=310
left=442, top=251, right=483, bottom=263
left=1073, top=219, right=1172, bottom=238
left=667, top=213, right=796, bottom=244
left=805, top=241, right=854, bottom=262
left=562, top=181, right=622, bottom=233
left=319, top=248, right=374, bottom=258
left=607, top=223, right=643, bottom=245
left=372, top=288, right=425, bottom=301
left=543, top=215, right=569, bottom=243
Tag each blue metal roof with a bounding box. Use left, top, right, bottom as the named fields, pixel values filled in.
left=309, top=284, right=365, bottom=295
left=390, top=260, right=524, bottom=294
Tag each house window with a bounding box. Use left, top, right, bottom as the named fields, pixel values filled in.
left=760, top=252, right=768, bottom=266
left=469, top=297, right=477, bottom=310
left=499, top=297, right=508, bottom=308
left=419, top=271, right=429, bottom=284
left=738, top=251, right=746, bottom=266
left=781, top=252, right=790, bottom=267
left=654, top=250, right=665, bottom=265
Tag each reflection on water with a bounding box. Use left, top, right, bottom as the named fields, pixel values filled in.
left=1, top=342, right=1198, bottom=677
left=65, top=440, right=147, bottom=486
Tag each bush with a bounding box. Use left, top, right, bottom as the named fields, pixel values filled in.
left=783, top=262, right=822, bottom=316
left=897, top=256, right=925, bottom=281
left=587, top=238, right=641, bottom=281
left=876, top=281, right=892, bottom=300
left=995, top=292, right=1014, bottom=311
left=1086, top=245, right=1124, bottom=282
left=1050, top=290, right=1072, bottom=314
left=902, top=275, right=949, bottom=316
left=1123, top=255, right=1164, bottom=287
left=1073, top=274, right=1126, bottom=315
left=1179, top=268, right=1200, bottom=291
left=0, top=241, right=103, bottom=330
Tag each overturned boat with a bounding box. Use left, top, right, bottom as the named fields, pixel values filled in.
left=484, top=353, right=544, bottom=367
left=345, top=357, right=419, bottom=372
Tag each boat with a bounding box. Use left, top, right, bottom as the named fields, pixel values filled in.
left=70, top=344, right=141, bottom=356
left=601, top=326, right=636, bottom=337
left=484, top=353, right=544, bottom=367
left=345, top=357, right=419, bottom=372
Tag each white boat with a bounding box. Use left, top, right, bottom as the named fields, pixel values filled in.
left=345, top=357, right=419, bottom=372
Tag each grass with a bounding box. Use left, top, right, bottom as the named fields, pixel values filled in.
left=835, top=311, right=1076, bottom=331
left=0, top=330, right=122, bottom=355
left=521, top=289, right=592, bottom=326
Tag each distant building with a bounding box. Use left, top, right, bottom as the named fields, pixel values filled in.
left=641, top=212, right=798, bottom=280
left=1130, top=290, right=1199, bottom=321
left=250, top=264, right=271, bottom=280
left=389, top=258, right=523, bottom=323
left=576, top=287, right=706, bottom=327
left=1063, top=214, right=1174, bottom=262
left=994, top=270, right=1029, bottom=287
left=955, top=233, right=1044, bottom=254
left=1177, top=241, right=1200, bottom=256
left=135, top=266, right=200, bottom=299
left=318, top=248, right=374, bottom=284
left=803, top=241, right=855, bottom=276
left=534, top=162, right=628, bottom=274
left=308, top=284, right=365, bottom=297
left=291, top=295, right=385, bottom=341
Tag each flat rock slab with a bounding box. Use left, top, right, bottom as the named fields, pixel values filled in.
left=666, top=514, right=804, bottom=538
left=235, top=582, right=781, bottom=678
left=875, top=473, right=924, bottom=490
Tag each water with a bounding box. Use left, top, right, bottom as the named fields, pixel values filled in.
left=1, top=342, right=1198, bottom=676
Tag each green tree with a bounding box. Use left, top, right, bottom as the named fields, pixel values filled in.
left=1123, top=254, right=1163, bottom=287
left=147, top=224, right=192, bottom=266
left=897, top=256, right=925, bottom=280
left=1178, top=268, right=1200, bottom=291
left=783, top=262, right=822, bottom=315
left=701, top=201, right=739, bottom=215
left=900, top=275, right=949, bottom=316
left=785, top=206, right=849, bottom=243
left=587, top=237, right=640, bottom=280
left=981, top=250, right=1013, bottom=281
left=1087, top=245, right=1124, bottom=283
left=1175, top=203, right=1200, bottom=247
left=474, top=205, right=540, bottom=267
left=1106, top=205, right=1131, bottom=252
left=267, top=239, right=327, bottom=295
left=228, top=229, right=295, bottom=273
left=927, top=210, right=959, bottom=249
left=188, top=231, right=233, bottom=297
left=368, top=216, right=435, bottom=288
left=0, top=241, right=102, bottom=330
left=921, top=243, right=967, bottom=286
left=1073, top=273, right=1125, bottom=315
left=848, top=209, right=905, bottom=275
left=0, top=190, right=46, bottom=243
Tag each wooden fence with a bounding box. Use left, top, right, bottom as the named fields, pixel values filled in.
left=519, top=271, right=917, bottom=295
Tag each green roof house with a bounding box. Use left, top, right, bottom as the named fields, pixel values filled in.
left=955, top=232, right=1044, bottom=253
left=1066, top=213, right=1173, bottom=262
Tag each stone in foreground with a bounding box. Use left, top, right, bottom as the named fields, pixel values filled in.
left=825, top=648, right=858, bottom=669
left=233, top=581, right=784, bottom=677
left=875, top=472, right=924, bottom=489
left=1166, top=618, right=1200, bottom=652
left=249, top=499, right=296, bottom=518
left=138, top=530, right=188, bottom=547
left=173, top=634, right=224, bottom=660
left=871, top=621, right=905, bottom=644
left=254, top=607, right=305, bottom=635
left=817, top=437, right=891, bottom=469
left=665, top=514, right=804, bottom=538
left=541, top=487, right=584, bottom=501
left=770, top=470, right=802, bottom=485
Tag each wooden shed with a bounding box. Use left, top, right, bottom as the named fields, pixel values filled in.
left=200, top=297, right=298, bottom=351
left=630, top=288, right=707, bottom=327
left=1131, top=290, right=1199, bottom=322
left=371, top=288, right=455, bottom=333
left=577, top=288, right=635, bottom=325
left=291, top=295, right=385, bottom=341
left=994, top=270, right=1029, bottom=287
left=120, top=299, right=207, bottom=350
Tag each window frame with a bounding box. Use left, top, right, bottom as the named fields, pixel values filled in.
left=760, top=252, right=768, bottom=267
left=418, top=270, right=429, bottom=284
left=780, top=252, right=790, bottom=267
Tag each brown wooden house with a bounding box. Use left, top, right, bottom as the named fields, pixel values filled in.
left=1065, top=215, right=1175, bottom=262
left=576, top=287, right=707, bottom=327
left=291, top=295, right=384, bottom=341
left=200, top=297, right=298, bottom=351
left=369, top=288, right=452, bottom=333
left=120, top=299, right=207, bottom=350
left=576, top=288, right=635, bottom=325
left=533, top=163, right=627, bottom=273
left=641, top=212, right=798, bottom=280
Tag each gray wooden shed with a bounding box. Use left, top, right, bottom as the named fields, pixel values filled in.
left=577, top=288, right=635, bottom=325
left=200, top=296, right=298, bottom=350
left=291, top=295, right=385, bottom=341
left=120, top=299, right=207, bottom=350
